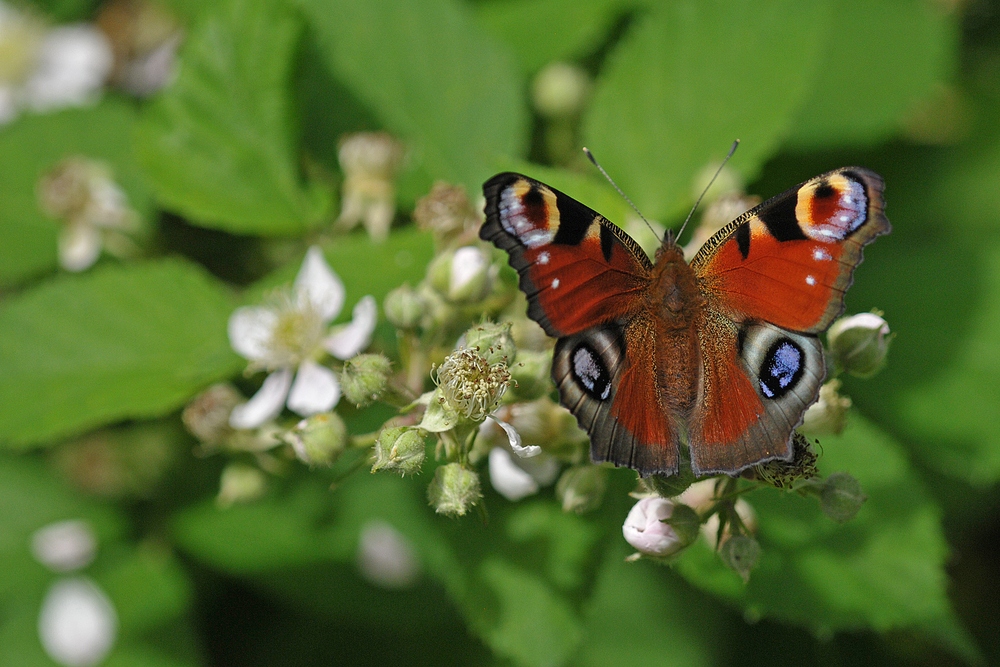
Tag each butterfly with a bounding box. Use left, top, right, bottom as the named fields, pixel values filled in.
left=480, top=168, right=889, bottom=477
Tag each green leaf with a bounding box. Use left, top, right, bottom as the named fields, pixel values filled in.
left=0, top=100, right=151, bottom=287
left=134, top=0, right=328, bottom=235
left=299, top=0, right=530, bottom=193
left=674, top=416, right=968, bottom=653
left=475, top=0, right=622, bottom=73
left=574, top=542, right=720, bottom=667
left=0, top=259, right=242, bottom=447
left=97, top=548, right=192, bottom=632
left=786, top=0, right=958, bottom=148
left=582, top=0, right=830, bottom=220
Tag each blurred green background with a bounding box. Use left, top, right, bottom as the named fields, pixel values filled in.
left=2, top=0, right=1000, bottom=665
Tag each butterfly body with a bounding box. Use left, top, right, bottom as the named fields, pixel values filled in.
left=481, top=168, right=889, bottom=477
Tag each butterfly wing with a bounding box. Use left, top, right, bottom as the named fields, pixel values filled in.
left=482, top=173, right=680, bottom=474
left=687, top=167, right=889, bottom=475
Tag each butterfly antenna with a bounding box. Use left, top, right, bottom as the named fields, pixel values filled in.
left=676, top=139, right=740, bottom=243
left=583, top=147, right=658, bottom=240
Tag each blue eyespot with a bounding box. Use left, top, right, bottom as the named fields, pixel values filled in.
left=759, top=339, right=804, bottom=399
left=572, top=344, right=611, bottom=400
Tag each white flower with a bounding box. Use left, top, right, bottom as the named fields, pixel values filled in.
left=38, top=577, right=117, bottom=667
left=38, top=156, right=139, bottom=272
left=335, top=132, right=404, bottom=242
left=356, top=521, right=419, bottom=589
left=31, top=520, right=97, bottom=573
left=228, top=247, right=376, bottom=429
left=488, top=446, right=560, bottom=502
left=622, top=497, right=684, bottom=557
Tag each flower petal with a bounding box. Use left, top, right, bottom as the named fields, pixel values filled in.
left=229, top=369, right=293, bottom=429
left=58, top=222, right=102, bottom=272
left=295, top=246, right=345, bottom=322
left=324, top=295, right=377, bottom=359
left=24, top=26, right=113, bottom=112
left=228, top=306, right=278, bottom=362
left=286, top=360, right=340, bottom=416
left=38, top=577, right=117, bottom=667
left=490, top=417, right=539, bottom=457
left=488, top=447, right=539, bottom=501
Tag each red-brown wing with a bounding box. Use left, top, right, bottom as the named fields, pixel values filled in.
left=552, top=319, right=680, bottom=476
left=481, top=173, right=652, bottom=337
left=690, top=167, right=890, bottom=334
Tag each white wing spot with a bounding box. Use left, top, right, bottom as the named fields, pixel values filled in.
left=551, top=278, right=560, bottom=289
left=812, top=247, right=832, bottom=261
left=538, top=251, right=550, bottom=265
left=806, top=275, right=816, bottom=286
left=839, top=215, right=850, bottom=222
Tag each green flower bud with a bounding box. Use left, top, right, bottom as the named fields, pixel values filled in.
left=531, top=61, right=591, bottom=118
left=284, top=412, right=347, bottom=467
left=819, top=472, right=866, bottom=523
left=462, top=321, right=516, bottom=366
left=427, top=246, right=493, bottom=303
left=434, top=348, right=510, bottom=421
left=719, top=535, right=761, bottom=583
left=827, top=312, right=892, bottom=378
left=384, top=284, right=425, bottom=330
left=427, top=463, right=481, bottom=517
left=341, top=353, right=392, bottom=407
left=216, top=463, right=267, bottom=507
left=799, top=379, right=851, bottom=436
left=372, top=427, right=426, bottom=476
left=556, top=465, right=608, bottom=514
left=508, top=349, right=551, bottom=400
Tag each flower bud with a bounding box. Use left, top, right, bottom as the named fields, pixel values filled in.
left=461, top=321, right=516, bottom=366
left=556, top=464, right=608, bottom=514
left=427, top=463, right=481, bottom=517
left=719, top=534, right=760, bottom=582
left=341, top=353, right=392, bottom=407
left=434, top=348, right=510, bottom=421
left=427, top=246, right=493, bottom=303
left=372, top=427, right=426, bottom=476
left=826, top=312, right=892, bottom=378
left=622, top=497, right=685, bottom=558
left=182, top=383, right=241, bottom=445
left=799, top=379, right=851, bottom=436
left=383, top=284, right=425, bottom=330
left=31, top=520, right=98, bottom=573
left=356, top=520, right=420, bottom=589
left=508, top=349, right=551, bottom=400
left=283, top=412, right=347, bottom=467
left=531, top=61, right=591, bottom=118
left=216, top=463, right=267, bottom=507
left=413, top=181, right=479, bottom=244
left=819, top=472, right=866, bottom=523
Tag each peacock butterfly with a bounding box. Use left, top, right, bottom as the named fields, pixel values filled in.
left=480, top=168, right=889, bottom=477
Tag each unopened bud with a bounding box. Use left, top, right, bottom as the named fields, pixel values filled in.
left=372, top=427, right=426, bottom=476
left=556, top=465, right=607, bottom=514
left=427, top=246, right=492, bottom=303
left=427, top=463, right=481, bottom=517
left=182, top=383, right=241, bottom=445
left=819, top=472, right=866, bottom=523
left=284, top=412, right=347, bottom=467
left=216, top=463, right=266, bottom=507
left=413, top=181, right=479, bottom=243
left=827, top=312, right=892, bottom=378
left=341, top=353, right=391, bottom=407
left=461, top=321, right=516, bottom=366
left=622, top=497, right=685, bottom=558
left=384, top=284, right=425, bottom=330
left=719, top=535, right=760, bottom=582
left=531, top=61, right=591, bottom=118
left=800, top=380, right=851, bottom=436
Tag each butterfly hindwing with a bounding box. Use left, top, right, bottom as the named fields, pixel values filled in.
left=481, top=173, right=652, bottom=337
left=691, top=167, right=890, bottom=334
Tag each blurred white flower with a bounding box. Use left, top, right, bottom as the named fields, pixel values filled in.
left=488, top=446, right=560, bottom=501
left=356, top=521, right=419, bottom=589
left=38, top=577, right=117, bottom=667
left=336, top=132, right=404, bottom=242
left=31, top=520, right=97, bottom=572
left=622, top=497, right=684, bottom=557
left=228, top=247, right=376, bottom=428
left=0, top=4, right=112, bottom=126
left=37, top=156, right=139, bottom=272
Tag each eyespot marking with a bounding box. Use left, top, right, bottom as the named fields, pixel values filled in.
left=572, top=343, right=612, bottom=400
left=759, top=338, right=805, bottom=400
